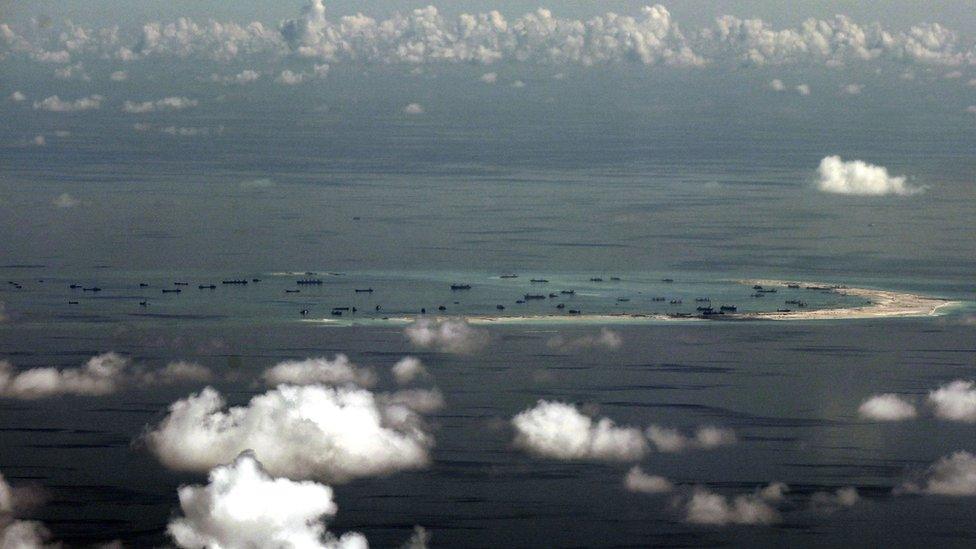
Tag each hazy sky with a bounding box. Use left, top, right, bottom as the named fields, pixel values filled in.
left=3, top=0, right=976, bottom=32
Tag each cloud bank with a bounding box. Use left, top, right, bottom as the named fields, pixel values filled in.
left=512, top=400, right=648, bottom=461
left=146, top=384, right=434, bottom=482
left=404, top=318, right=488, bottom=354
left=624, top=466, right=673, bottom=494
left=32, top=94, right=103, bottom=112
left=817, top=156, right=923, bottom=196
left=645, top=425, right=736, bottom=452
left=392, top=357, right=428, bottom=385
left=0, top=353, right=213, bottom=399
left=122, top=96, right=198, bottom=113
left=899, top=451, right=976, bottom=496
left=1, top=470, right=54, bottom=549
left=683, top=484, right=783, bottom=526
left=262, top=354, right=377, bottom=388
left=928, top=380, right=976, bottom=422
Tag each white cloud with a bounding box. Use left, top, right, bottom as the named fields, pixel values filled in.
left=404, top=318, right=488, bottom=354
left=379, top=388, right=444, bottom=414
left=768, top=78, right=785, bottom=91
left=54, top=62, right=90, bottom=81
left=858, top=393, right=917, bottom=421
left=899, top=451, right=976, bottom=496
left=645, top=425, right=736, bottom=452
left=33, top=94, right=103, bottom=112
left=276, top=69, right=306, bottom=85
left=480, top=72, right=497, bottom=84
left=547, top=328, right=622, bottom=351
left=512, top=400, right=647, bottom=461
left=146, top=384, right=434, bottom=482
left=966, top=105, right=976, bottom=114
left=403, top=103, right=425, bottom=115
left=842, top=83, right=863, bottom=94
left=263, top=354, right=377, bottom=388
left=795, top=83, right=811, bottom=95
left=0, top=353, right=213, bottom=399
left=52, top=192, right=79, bottom=208
left=401, top=526, right=430, bottom=549
left=928, top=380, right=976, bottom=422
left=624, top=466, right=673, bottom=494
left=9, top=91, right=26, bottom=102
left=168, top=452, right=367, bottom=549
left=683, top=485, right=782, bottom=526
left=810, top=487, right=859, bottom=512
left=817, top=155, right=924, bottom=196
left=510, top=80, right=525, bottom=88
left=392, top=357, right=428, bottom=385
left=944, top=70, right=962, bottom=79
left=110, top=70, right=128, bottom=81
left=968, top=78, right=976, bottom=87
left=122, top=96, right=198, bottom=113
left=1, top=469, right=55, bottom=548
left=32, top=135, right=47, bottom=147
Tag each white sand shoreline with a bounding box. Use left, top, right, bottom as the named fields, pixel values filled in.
left=302, top=279, right=962, bottom=325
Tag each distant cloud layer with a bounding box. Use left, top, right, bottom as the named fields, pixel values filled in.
left=1, top=3, right=973, bottom=71
left=168, top=452, right=367, bottom=549
left=404, top=318, right=488, bottom=354
left=263, top=354, right=377, bottom=388
left=817, top=156, right=924, bottom=196
left=0, top=352, right=212, bottom=399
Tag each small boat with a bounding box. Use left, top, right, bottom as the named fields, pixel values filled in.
left=617, top=297, right=630, bottom=302
left=300, top=309, right=309, bottom=315
left=174, top=282, right=189, bottom=286
left=139, top=301, right=148, bottom=307
left=524, top=294, right=546, bottom=300
left=83, top=287, right=102, bottom=292
left=776, top=308, right=792, bottom=313
left=719, top=305, right=737, bottom=312
left=68, top=301, right=79, bottom=305
left=590, top=277, right=604, bottom=282
left=496, top=304, right=505, bottom=310
left=438, top=305, right=447, bottom=311
left=333, top=307, right=350, bottom=311
left=285, top=289, right=300, bottom=293
left=252, top=278, right=261, bottom=283
left=162, top=289, right=181, bottom=294
left=549, top=293, right=558, bottom=298
left=515, top=300, right=525, bottom=304
left=556, top=303, right=565, bottom=309
left=560, top=290, right=575, bottom=295
left=568, top=309, right=581, bottom=315
left=450, top=284, right=472, bottom=290
left=222, top=279, right=248, bottom=285
left=695, top=297, right=710, bottom=302
left=610, top=277, right=621, bottom=281
left=758, top=288, right=777, bottom=293
left=331, top=310, right=343, bottom=316
left=670, top=299, right=682, bottom=304
left=696, top=306, right=712, bottom=312
left=751, top=293, right=764, bottom=298
left=198, top=284, right=216, bottom=290
left=421, top=308, right=426, bottom=314
left=662, top=278, right=674, bottom=283
left=787, top=283, right=800, bottom=289
left=354, top=288, right=374, bottom=293
left=297, top=279, right=323, bottom=285
left=530, top=279, right=549, bottom=283
left=375, top=305, right=381, bottom=311
left=69, top=284, right=81, bottom=289
left=753, top=285, right=763, bottom=290
left=500, top=274, right=518, bottom=279
left=651, top=297, right=665, bottom=302
left=139, top=283, right=149, bottom=287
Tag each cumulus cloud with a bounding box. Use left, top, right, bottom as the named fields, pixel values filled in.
left=810, top=487, right=859, bottom=512
left=110, top=70, right=128, bottom=81
left=54, top=62, right=90, bottom=81
left=768, top=78, right=785, bottom=91
left=624, top=466, right=673, bottom=494
left=858, top=393, right=917, bottom=421
left=547, top=328, right=622, bottom=351
left=263, top=354, right=377, bottom=388
left=0, top=353, right=214, bottom=399
left=392, top=357, right=428, bottom=385
left=146, top=383, right=434, bottom=482
left=480, top=72, right=497, bottom=84
left=404, top=318, right=488, bottom=354
left=9, top=91, right=26, bottom=102
left=52, top=193, right=79, bottom=208
left=403, top=103, right=425, bottom=115
left=817, top=155, right=924, bottom=196
left=32, top=135, right=47, bottom=147
left=842, top=83, right=863, bottom=94
left=401, top=526, right=430, bottom=549
left=928, top=380, right=976, bottom=422
left=233, top=69, right=261, bottom=83
left=33, top=94, right=103, bottom=112
left=168, top=452, right=367, bottom=549
left=645, top=425, right=736, bottom=452
left=1, top=470, right=55, bottom=548
left=682, top=484, right=783, bottom=526
left=122, top=96, right=198, bottom=113
left=276, top=69, right=306, bottom=85
left=795, top=83, right=811, bottom=95
left=512, top=400, right=647, bottom=461
left=898, top=451, right=976, bottom=496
